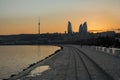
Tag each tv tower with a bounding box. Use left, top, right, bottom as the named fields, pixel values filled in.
left=38, top=17, right=40, bottom=34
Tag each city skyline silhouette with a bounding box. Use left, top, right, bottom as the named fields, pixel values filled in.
left=0, top=0, right=120, bottom=35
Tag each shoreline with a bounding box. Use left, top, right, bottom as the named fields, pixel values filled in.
left=3, top=45, right=63, bottom=80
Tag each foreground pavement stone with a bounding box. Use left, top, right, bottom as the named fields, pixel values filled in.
left=8, top=45, right=120, bottom=80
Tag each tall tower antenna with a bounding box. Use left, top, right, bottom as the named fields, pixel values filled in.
left=38, top=17, right=40, bottom=34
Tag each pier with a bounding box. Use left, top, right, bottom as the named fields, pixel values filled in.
left=8, top=45, right=120, bottom=80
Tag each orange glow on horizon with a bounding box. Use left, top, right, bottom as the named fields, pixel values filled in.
left=0, top=13, right=120, bottom=35
left=0, top=0, right=120, bottom=35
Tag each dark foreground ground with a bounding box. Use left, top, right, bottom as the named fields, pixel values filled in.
left=7, top=45, right=120, bottom=80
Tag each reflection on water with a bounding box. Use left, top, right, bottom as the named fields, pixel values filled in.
left=28, top=65, right=50, bottom=77
left=0, top=45, right=60, bottom=79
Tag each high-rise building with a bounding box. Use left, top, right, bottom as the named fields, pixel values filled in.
left=79, top=24, right=83, bottom=33
left=82, top=22, right=87, bottom=33
left=79, top=22, right=88, bottom=35
left=68, top=21, right=72, bottom=34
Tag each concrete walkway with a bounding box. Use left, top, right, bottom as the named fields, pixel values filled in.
left=8, top=45, right=120, bottom=80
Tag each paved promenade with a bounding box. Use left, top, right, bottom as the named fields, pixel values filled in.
left=9, top=45, right=120, bottom=80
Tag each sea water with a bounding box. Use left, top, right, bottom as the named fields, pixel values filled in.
left=0, top=45, right=60, bottom=79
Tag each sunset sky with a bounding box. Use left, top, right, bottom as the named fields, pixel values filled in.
left=0, top=0, right=120, bottom=35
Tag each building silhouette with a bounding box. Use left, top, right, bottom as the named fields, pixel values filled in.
left=79, top=22, right=88, bottom=35
left=82, top=22, right=87, bottom=34
left=67, top=21, right=73, bottom=34
left=79, top=24, right=83, bottom=34
left=0, top=20, right=117, bottom=46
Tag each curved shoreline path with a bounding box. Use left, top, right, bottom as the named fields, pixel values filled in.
left=8, top=45, right=120, bottom=80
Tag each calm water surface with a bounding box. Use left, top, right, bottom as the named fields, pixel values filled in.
left=0, top=45, right=60, bottom=79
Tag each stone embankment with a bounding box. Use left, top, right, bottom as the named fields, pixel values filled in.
left=88, top=46, right=120, bottom=57
left=7, top=45, right=120, bottom=80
